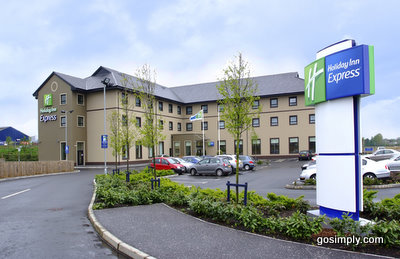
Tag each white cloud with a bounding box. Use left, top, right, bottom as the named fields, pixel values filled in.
left=361, top=97, right=400, bottom=139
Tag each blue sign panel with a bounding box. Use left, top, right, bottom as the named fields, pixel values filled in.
left=101, top=135, right=108, bottom=149
left=365, top=147, right=373, bottom=152
left=65, top=145, right=69, bottom=154
left=325, top=45, right=370, bottom=100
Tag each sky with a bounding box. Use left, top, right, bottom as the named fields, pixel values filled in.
left=1, top=0, right=399, bottom=140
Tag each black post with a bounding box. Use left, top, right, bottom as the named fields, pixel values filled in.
left=226, top=181, right=231, bottom=202
left=244, top=182, right=248, bottom=206
left=125, top=170, right=130, bottom=182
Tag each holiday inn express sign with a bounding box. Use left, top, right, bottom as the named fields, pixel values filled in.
left=305, top=44, right=375, bottom=106
left=304, top=40, right=375, bottom=221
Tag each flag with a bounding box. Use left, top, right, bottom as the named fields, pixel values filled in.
left=190, top=110, right=203, bottom=121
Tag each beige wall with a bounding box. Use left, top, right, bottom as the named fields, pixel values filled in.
left=37, top=75, right=315, bottom=164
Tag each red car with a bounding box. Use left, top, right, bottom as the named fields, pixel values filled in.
left=150, top=157, right=185, bottom=175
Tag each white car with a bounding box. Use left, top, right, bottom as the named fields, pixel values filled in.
left=384, top=154, right=400, bottom=173
left=299, top=158, right=390, bottom=181
left=171, top=157, right=195, bottom=173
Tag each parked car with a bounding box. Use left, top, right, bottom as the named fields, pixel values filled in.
left=189, top=157, right=232, bottom=176
left=301, top=159, right=316, bottom=170
left=299, top=158, right=390, bottom=181
left=298, top=150, right=314, bottom=160
left=182, top=156, right=201, bottom=164
left=385, top=154, right=400, bottom=172
left=150, top=157, right=185, bottom=175
left=171, top=157, right=195, bottom=173
left=216, top=155, right=243, bottom=172
left=238, top=155, right=256, bottom=170
left=366, top=149, right=400, bottom=161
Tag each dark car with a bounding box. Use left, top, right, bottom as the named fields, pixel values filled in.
left=298, top=150, right=314, bottom=160
left=189, top=157, right=232, bottom=176
left=182, top=156, right=201, bottom=164
left=150, top=157, right=185, bottom=175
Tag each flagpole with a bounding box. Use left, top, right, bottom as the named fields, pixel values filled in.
left=217, top=105, right=220, bottom=155
left=202, top=110, right=205, bottom=157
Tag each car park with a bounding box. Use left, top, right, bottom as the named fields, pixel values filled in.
left=215, top=155, right=243, bottom=172
left=238, top=155, right=256, bottom=170
left=298, top=150, right=314, bottom=160
left=171, top=157, right=195, bottom=173
left=366, top=149, right=400, bottom=161
left=190, top=157, right=232, bottom=176
left=299, top=158, right=390, bottom=181
left=150, top=157, right=185, bottom=175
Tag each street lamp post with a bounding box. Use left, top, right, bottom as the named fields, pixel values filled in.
left=61, top=110, right=74, bottom=161
left=101, top=77, right=112, bottom=175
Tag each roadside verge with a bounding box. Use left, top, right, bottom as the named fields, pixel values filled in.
left=87, top=179, right=156, bottom=259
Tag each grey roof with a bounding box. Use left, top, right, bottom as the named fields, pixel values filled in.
left=33, top=66, right=304, bottom=104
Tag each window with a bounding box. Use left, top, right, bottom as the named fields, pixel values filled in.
left=177, top=106, right=181, bottom=115
left=252, top=100, right=259, bottom=109
left=186, top=123, right=193, bottom=131
left=136, top=117, right=141, bottom=127
left=159, top=101, right=163, bottom=111
left=234, top=140, right=243, bottom=155
left=289, top=96, right=297, bottom=106
left=177, top=122, right=182, bottom=131
left=309, top=114, right=315, bottom=124
left=252, top=139, right=261, bottom=155
left=270, top=98, right=278, bottom=108
left=169, top=121, right=173, bottom=130
left=201, top=121, right=208, bottom=130
left=289, top=137, right=299, bottom=154
left=219, top=120, right=225, bottom=129
left=122, top=145, right=129, bottom=160
left=185, top=141, right=192, bottom=156
left=168, top=104, right=173, bottom=113
left=218, top=104, right=224, bottom=112
left=159, top=120, right=164, bottom=129
left=309, top=136, right=316, bottom=153
left=122, top=115, right=128, bottom=126
left=218, top=140, right=226, bottom=155
left=122, top=92, right=128, bottom=105
left=174, top=142, right=180, bottom=157
left=270, top=138, right=279, bottom=154
left=252, top=118, right=260, bottom=127
left=289, top=115, right=298, bottom=125
left=159, top=142, right=164, bottom=155
left=77, top=116, right=85, bottom=127
left=60, top=116, right=66, bottom=127
left=148, top=147, right=153, bottom=158
left=186, top=106, right=192, bottom=115
left=136, top=142, right=142, bottom=159
left=60, top=94, right=67, bottom=105
left=135, top=96, right=141, bottom=107
left=77, top=94, right=84, bottom=105
left=201, top=104, right=208, bottom=113
left=60, top=142, right=66, bottom=160
left=270, top=117, right=278, bottom=126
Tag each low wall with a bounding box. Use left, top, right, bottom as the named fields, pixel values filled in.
left=0, top=161, right=74, bottom=179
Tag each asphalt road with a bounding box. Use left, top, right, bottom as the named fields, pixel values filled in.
left=170, top=159, right=400, bottom=206
left=0, top=170, right=124, bottom=259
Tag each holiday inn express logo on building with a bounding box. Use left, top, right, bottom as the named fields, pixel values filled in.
left=304, top=45, right=375, bottom=106
left=44, top=94, right=53, bottom=107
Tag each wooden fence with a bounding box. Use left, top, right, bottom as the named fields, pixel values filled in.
left=0, top=161, right=75, bottom=179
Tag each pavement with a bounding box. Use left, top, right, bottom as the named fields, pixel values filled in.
left=88, top=181, right=386, bottom=259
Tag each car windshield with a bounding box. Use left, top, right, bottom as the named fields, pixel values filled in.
left=168, top=158, right=179, bottom=164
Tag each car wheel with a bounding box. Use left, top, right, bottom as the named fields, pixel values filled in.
left=190, top=168, right=197, bottom=176
left=363, top=173, right=376, bottom=179
left=310, top=174, right=316, bottom=180
left=216, top=169, right=223, bottom=177
left=244, top=164, right=250, bottom=171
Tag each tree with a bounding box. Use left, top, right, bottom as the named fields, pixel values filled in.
left=118, top=78, right=139, bottom=172
left=217, top=53, right=261, bottom=202
left=134, top=64, right=165, bottom=180
left=108, top=110, right=122, bottom=172
left=5, top=136, right=12, bottom=149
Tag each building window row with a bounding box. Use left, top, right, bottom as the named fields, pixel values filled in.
left=60, top=115, right=85, bottom=127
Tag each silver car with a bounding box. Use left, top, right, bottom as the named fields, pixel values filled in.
left=215, top=155, right=243, bottom=172
left=171, top=157, right=195, bottom=173
left=366, top=149, right=400, bottom=161
left=190, top=157, right=232, bottom=176
left=386, top=154, right=400, bottom=172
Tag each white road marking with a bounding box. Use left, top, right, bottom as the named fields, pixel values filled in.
left=1, top=189, right=31, bottom=200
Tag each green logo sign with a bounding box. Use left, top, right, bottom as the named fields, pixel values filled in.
left=304, top=57, right=326, bottom=106
left=44, top=94, right=53, bottom=107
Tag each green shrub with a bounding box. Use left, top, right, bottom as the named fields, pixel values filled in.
left=371, top=220, right=400, bottom=247
left=304, top=179, right=316, bottom=185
